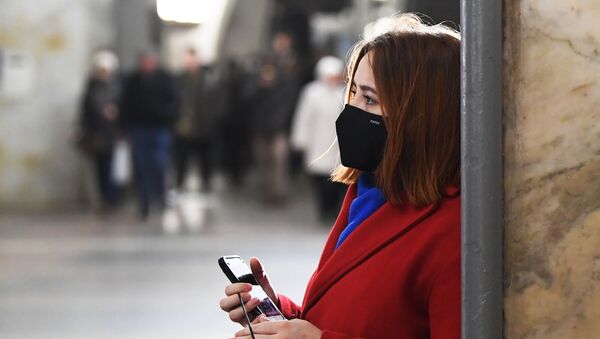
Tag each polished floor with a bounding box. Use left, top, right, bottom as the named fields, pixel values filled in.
left=0, top=176, right=330, bottom=339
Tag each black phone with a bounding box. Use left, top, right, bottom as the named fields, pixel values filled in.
left=218, top=255, right=286, bottom=321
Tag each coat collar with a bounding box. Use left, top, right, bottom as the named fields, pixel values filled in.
left=443, top=184, right=460, bottom=197
left=301, top=184, right=439, bottom=315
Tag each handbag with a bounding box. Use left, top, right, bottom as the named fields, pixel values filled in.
left=111, top=140, right=132, bottom=185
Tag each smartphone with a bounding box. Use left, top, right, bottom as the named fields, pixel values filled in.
left=218, top=255, right=286, bottom=321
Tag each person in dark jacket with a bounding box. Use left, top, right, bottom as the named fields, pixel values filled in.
left=219, top=59, right=254, bottom=187
left=173, top=48, right=223, bottom=193
left=252, top=32, right=300, bottom=204
left=78, top=50, right=121, bottom=210
left=121, top=51, right=179, bottom=219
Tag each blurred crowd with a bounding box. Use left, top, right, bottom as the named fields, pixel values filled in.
left=74, top=32, right=346, bottom=224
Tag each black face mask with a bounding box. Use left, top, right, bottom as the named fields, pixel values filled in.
left=335, top=104, right=387, bottom=172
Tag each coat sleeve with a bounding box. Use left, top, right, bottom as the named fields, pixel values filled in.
left=162, top=73, right=180, bottom=124
left=320, top=330, right=366, bottom=339
left=118, top=75, right=133, bottom=130
left=79, top=81, right=95, bottom=131
left=428, top=253, right=461, bottom=339
left=289, top=86, right=313, bottom=151
left=277, top=294, right=302, bottom=320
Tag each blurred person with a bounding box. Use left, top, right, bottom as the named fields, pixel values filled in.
left=220, top=14, right=461, bottom=338
left=219, top=59, right=254, bottom=187
left=77, top=49, right=121, bottom=211
left=290, top=56, right=346, bottom=223
left=173, top=48, right=222, bottom=194
left=252, top=32, right=300, bottom=204
left=121, top=51, right=179, bottom=219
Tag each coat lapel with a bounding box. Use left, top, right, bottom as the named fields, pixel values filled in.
left=313, top=185, right=356, bottom=271
left=301, top=186, right=438, bottom=316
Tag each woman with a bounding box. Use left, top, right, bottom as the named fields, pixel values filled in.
left=220, top=14, right=461, bottom=338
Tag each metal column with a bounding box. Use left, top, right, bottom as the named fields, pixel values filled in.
left=460, top=0, right=504, bottom=338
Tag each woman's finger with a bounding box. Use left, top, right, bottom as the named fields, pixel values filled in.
left=220, top=292, right=252, bottom=312
left=228, top=298, right=261, bottom=324
left=249, top=257, right=278, bottom=304
left=224, top=283, right=253, bottom=296
left=235, top=320, right=283, bottom=336
left=228, top=306, right=246, bottom=324
left=251, top=315, right=268, bottom=325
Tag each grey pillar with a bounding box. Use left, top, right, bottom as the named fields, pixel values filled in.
left=460, top=0, right=503, bottom=338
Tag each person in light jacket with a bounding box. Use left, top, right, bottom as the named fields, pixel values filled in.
left=220, top=13, right=461, bottom=339
left=290, top=56, right=346, bottom=223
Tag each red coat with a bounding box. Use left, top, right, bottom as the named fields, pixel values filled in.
left=278, top=184, right=461, bottom=339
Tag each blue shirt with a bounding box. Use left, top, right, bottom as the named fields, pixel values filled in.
left=335, top=173, right=387, bottom=249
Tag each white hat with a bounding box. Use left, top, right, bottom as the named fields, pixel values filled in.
left=92, top=50, right=119, bottom=72
left=315, top=56, right=344, bottom=80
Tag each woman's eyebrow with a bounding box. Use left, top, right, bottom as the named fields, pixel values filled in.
left=351, top=81, right=378, bottom=95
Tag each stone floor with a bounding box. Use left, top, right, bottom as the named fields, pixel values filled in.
left=0, top=176, right=331, bottom=339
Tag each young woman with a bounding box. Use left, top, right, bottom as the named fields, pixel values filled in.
left=220, top=14, right=461, bottom=339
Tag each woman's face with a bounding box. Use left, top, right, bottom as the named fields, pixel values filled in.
left=349, top=52, right=383, bottom=116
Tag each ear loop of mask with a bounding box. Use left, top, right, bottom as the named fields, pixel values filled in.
left=308, top=137, right=339, bottom=168
left=238, top=293, right=256, bottom=339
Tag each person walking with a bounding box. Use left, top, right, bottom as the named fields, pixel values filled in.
left=252, top=32, right=300, bottom=204
left=120, top=51, right=179, bottom=219
left=77, top=50, right=121, bottom=211
left=173, top=48, right=222, bottom=194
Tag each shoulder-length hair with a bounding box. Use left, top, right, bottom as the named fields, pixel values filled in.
left=332, top=14, right=461, bottom=207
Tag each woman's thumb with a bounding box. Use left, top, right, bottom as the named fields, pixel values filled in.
left=249, top=257, right=279, bottom=305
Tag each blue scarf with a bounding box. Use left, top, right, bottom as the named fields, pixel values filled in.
left=335, top=173, right=387, bottom=249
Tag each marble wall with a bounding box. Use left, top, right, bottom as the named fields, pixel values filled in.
left=503, top=0, right=600, bottom=338
left=0, top=0, right=115, bottom=210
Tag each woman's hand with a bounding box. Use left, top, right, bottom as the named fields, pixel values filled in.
left=233, top=316, right=323, bottom=339
left=220, top=282, right=261, bottom=326
left=248, top=257, right=279, bottom=306
left=219, top=257, right=279, bottom=326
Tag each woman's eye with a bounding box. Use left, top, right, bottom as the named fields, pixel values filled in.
left=365, top=95, right=376, bottom=105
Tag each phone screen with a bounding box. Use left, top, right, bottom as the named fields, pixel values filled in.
left=222, top=256, right=285, bottom=320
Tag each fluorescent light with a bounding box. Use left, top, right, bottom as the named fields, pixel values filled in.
left=156, top=0, right=211, bottom=24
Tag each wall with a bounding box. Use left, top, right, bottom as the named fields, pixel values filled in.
left=114, top=0, right=157, bottom=72
left=161, top=0, right=233, bottom=71
left=0, top=0, right=115, bottom=210
left=219, top=0, right=272, bottom=62
left=504, top=0, right=600, bottom=338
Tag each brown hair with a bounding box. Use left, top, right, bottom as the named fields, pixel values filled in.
left=332, top=14, right=461, bottom=207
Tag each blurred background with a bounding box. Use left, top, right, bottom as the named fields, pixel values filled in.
left=0, top=0, right=458, bottom=338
